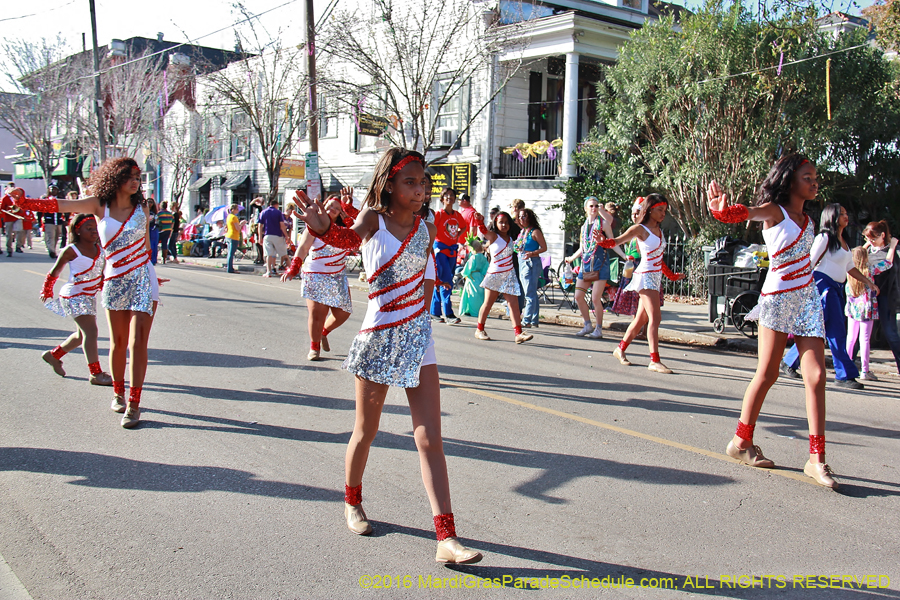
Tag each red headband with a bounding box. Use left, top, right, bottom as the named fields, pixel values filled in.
left=389, top=155, right=423, bottom=178
left=798, top=159, right=809, bottom=167
left=650, top=201, right=667, bottom=211
left=75, top=216, right=96, bottom=232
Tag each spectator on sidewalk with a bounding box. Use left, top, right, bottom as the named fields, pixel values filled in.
left=514, top=208, right=547, bottom=328
left=169, top=206, right=183, bottom=263
left=157, top=202, right=175, bottom=264
left=248, top=197, right=265, bottom=264
left=431, top=188, right=466, bottom=323
left=38, top=187, right=66, bottom=258
left=147, top=198, right=160, bottom=265
left=225, top=204, right=243, bottom=273
left=459, top=239, right=488, bottom=317
left=22, top=208, right=35, bottom=250
left=258, top=198, right=289, bottom=278
left=2, top=183, right=25, bottom=257
left=864, top=220, right=900, bottom=377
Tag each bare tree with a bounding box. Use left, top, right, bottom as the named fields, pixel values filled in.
left=152, top=105, right=202, bottom=211
left=200, top=26, right=310, bottom=202
left=74, top=48, right=168, bottom=160
left=0, top=36, right=84, bottom=190
left=319, top=0, right=531, bottom=163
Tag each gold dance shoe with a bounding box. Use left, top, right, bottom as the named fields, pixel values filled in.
left=110, top=395, right=127, bottom=413
left=726, top=441, right=775, bottom=468
left=42, top=351, right=66, bottom=377
left=345, top=503, right=373, bottom=535
left=804, top=460, right=839, bottom=489
left=613, top=347, right=631, bottom=366
left=648, top=361, right=673, bottom=374
left=435, top=538, right=483, bottom=564
left=121, top=403, right=141, bottom=429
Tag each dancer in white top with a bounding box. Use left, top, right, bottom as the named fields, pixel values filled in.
left=707, top=153, right=838, bottom=489
left=13, top=157, right=160, bottom=428
left=471, top=211, right=533, bottom=344
left=597, top=194, right=683, bottom=373
left=39, top=213, right=112, bottom=386
left=292, top=147, right=482, bottom=565
left=282, top=192, right=358, bottom=360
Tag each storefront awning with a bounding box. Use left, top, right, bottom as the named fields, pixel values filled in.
left=283, top=179, right=306, bottom=189
left=187, top=176, right=211, bottom=191
left=221, top=172, right=250, bottom=190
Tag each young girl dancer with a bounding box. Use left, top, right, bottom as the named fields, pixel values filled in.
left=846, top=247, right=879, bottom=381
left=566, top=196, right=625, bottom=337
left=707, top=153, right=837, bottom=488
left=472, top=212, right=533, bottom=344
left=282, top=195, right=355, bottom=361
left=597, top=194, right=683, bottom=373
left=291, top=148, right=482, bottom=564
left=13, top=157, right=159, bottom=428
left=40, top=213, right=113, bottom=386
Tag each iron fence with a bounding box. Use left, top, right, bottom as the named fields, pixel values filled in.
left=496, top=148, right=560, bottom=179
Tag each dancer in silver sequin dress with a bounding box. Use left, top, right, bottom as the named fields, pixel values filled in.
left=292, top=148, right=482, bottom=565
left=38, top=214, right=112, bottom=386
left=13, top=157, right=159, bottom=429
left=282, top=194, right=357, bottom=360
left=472, top=211, right=533, bottom=344
left=708, top=154, right=838, bottom=489
left=596, top=194, right=683, bottom=374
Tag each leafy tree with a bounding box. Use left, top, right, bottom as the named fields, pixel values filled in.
left=864, top=0, right=900, bottom=52
left=568, top=1, right=900, bottom=238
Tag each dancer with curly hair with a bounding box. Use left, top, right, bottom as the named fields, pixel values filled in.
left=707, top=153, right=838, bottom=488
left=12, top=157, right=159, bottom=428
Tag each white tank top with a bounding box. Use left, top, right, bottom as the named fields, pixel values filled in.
left=302, top=238, right=348, bottom=275
left=58, top=244, right=105, bottom=298
left=486, top=236, right=513, bottom=275
left=761, top=206, right=814, bottom=296
left=358, top=215, right=430, bottom=333
left=633, top=225, right=665, bottom=275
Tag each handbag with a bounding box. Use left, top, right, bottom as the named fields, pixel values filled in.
left=582, top=269, right=600, bottom=282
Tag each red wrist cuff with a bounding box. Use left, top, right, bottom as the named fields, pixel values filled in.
left=285, top=256, right=303, bottom=278
left=711, top=204, right=749, bottom=224
left=13, top=192, right=59, bottom=214
left=598, top=239, right=616, bottom=249
left=41, top=274, right=58, bottom=299
left=311, top=224, right=362, bottom=250
left=661, top=262, right=681, bottom=281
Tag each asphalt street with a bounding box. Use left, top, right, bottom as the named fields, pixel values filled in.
left=1, top=251, right=898, bottom=600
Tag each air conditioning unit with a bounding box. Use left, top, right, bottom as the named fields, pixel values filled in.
left=438, top=128, right=458, bottom=146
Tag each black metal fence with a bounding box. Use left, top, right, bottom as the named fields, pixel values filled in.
left=496, top=148, right=560, bottom=179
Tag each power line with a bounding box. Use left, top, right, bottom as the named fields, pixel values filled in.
left=0, top=0, right=77, bottom=23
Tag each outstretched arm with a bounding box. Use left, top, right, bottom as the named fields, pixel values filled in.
left=595, top=223, right=645, bottom=248
left=707, top=181, right=781, bottom=225
left=9, top=188, right=101, bottom=217
left=292, top=190, right=375, bottom=249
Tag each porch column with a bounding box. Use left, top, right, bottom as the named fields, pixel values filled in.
left=560, top=51, right=579, bottom=178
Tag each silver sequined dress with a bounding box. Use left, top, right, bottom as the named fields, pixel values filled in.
left=343, top=215, right=434, bottom=388
left=752, top=207, right=824, bottom=338
left=300, top=238, right=353, bottom=313
left=44, top=244, right=105, bottom=317
left=481, top=236, right=521, bottom=296
left=98, top=204, right=154, bottom=315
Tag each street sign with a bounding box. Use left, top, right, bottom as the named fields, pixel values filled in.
left=305, top=152, right=319, bottom=178
left=306, top=178, right=322, bottom=202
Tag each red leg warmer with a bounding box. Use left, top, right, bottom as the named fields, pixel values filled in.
left=434, top=513, right=456, bottom=541
left=345, top=484, right=362, bottom=505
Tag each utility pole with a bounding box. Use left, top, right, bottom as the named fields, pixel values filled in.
left=89, top=0, right=107, bottom=163
left=305, top=0, right=318, bottom=154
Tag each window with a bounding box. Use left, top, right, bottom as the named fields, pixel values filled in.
left=297, top=94, right=337, bottom=140
left=433, top=77, right=470, bottom=148
left=621, top=0, right=642, bottom=9
left=230, top=110, right=251, bottom=161
left=203, top=113, right=227, bottom=165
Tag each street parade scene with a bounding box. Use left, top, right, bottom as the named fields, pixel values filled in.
left=1, top=0, right=899, bottom=597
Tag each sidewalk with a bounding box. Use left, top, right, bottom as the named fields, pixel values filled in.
left=176, top=254, right=898, bottom=377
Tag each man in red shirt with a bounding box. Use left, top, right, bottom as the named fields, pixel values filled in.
left=457, top=193, right=481, bottom=239
left=1, top=182, right=25, bottom=257
left=431, top=188, right=467, bottom=323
